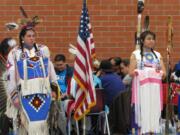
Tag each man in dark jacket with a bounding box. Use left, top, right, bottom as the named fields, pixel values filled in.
left=99, top=60, right=125, bottom=107
left=99, top=60, right=126, bottom=134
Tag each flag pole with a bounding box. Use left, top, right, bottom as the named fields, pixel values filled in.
left=82, top=0, right=86, bottom=133
left=82, top=1, right=87, bottom=134
left=74, top=0, right=96, bottom=132
left=84, top=0, right=87, bottom=4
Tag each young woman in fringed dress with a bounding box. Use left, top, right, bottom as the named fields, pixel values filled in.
left=129, top=31, right=166, bottom=134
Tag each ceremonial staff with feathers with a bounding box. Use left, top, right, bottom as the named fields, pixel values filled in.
left=132, top=1, right=145, bottom=134
left=135, top=0, right=145, bottom=49
left=165, top=16, right=174, bottom=135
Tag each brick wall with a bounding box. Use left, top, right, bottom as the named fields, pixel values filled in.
left=0, top=0, right=180, bottom=67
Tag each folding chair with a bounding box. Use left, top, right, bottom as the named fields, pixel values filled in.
left=86, top=88, right=110, bottom=135
left=67, top=88, right=110, bottom=135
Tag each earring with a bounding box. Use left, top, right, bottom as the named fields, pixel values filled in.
left=22, top=40, right=24, bottom=43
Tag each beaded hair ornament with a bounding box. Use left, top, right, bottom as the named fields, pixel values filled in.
left=5, top=6, right=41, bottom=31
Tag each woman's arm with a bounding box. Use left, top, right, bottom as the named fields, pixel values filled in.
left=7, top=49, right=20, bottom=108
left=129, top=53, right=137, bottom=77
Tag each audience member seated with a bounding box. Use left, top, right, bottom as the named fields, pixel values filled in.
left=120, top=59, right=132, bottom=89
left=109, top=57, right=122, bottom=76
left=99, top=59, right=125, bottom=134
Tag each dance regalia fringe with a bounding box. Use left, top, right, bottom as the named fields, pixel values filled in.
left=131, top=50, right=163, bottom=134
left=7, top=44, right=57, bottom=135
left=0, top=54, right=7, bottom=114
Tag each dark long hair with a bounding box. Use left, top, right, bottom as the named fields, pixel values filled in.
left=140, top=31, right=158, bottom=63
left=0, top=38, right=13, bottom=57
left=19, top=27, right=38, bottom=52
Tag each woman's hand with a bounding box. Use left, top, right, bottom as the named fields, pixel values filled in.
left=13, top=97, right=20, bottom=108
left=160, top=56, right=166, bottom=80
left=51, top=91, right=57, bottom=100
left=61, top=93, right=67, bottom=99
left=134, top=70, right=139, bottom=76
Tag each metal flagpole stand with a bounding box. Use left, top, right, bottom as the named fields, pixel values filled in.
left=68, top=119, right=71, bottom=135
left=105, top=110, right=110, bottom=135
left=76, top=120, right=80, bottom=135
left=83, top=116, right=86, bottom=135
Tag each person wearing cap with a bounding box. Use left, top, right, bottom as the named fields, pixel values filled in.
left=6, top=23, right=59, bottom=134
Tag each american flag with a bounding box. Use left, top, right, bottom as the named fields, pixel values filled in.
left=73, top=1, right=96, bottom=120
